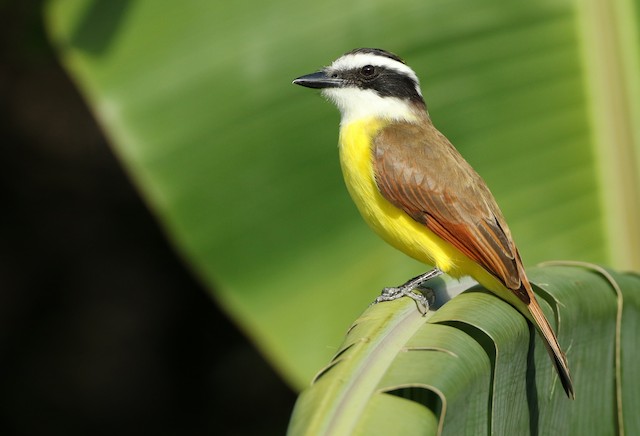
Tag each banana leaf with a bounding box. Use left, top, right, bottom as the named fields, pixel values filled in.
left=288, top=264, right=640, bottom=435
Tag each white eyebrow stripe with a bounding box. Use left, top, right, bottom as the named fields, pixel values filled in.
left=328, top=53, right=420, bottom=85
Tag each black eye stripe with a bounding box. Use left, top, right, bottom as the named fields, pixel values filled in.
left=339, top=66, right=421, bottom=102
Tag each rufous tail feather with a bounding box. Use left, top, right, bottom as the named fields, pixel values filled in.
left=528, top=299, right=575, bottom=399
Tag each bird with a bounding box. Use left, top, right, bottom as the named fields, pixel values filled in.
left=292, top=48, right=574, bottom=399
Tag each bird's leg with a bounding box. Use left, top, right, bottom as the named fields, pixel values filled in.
left=373, top=268, right=443, bottom=314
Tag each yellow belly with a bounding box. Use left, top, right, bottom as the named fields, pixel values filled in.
left=338, top=118, right=491, bottom=283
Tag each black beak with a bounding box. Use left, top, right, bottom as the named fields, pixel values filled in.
left=292, top=71, right=343, bottom=89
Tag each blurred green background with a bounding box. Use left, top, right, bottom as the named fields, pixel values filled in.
left=2, top=0, right=638, bottom=434
left=2, top=1, right=296, bottom=435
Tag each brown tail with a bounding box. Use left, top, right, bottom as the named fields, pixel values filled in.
left=527, top=296, right=575, bottom=399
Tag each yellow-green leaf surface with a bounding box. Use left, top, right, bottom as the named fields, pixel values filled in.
left=289, top=265, right=640, bottom=435
left=45, top=0, right=640, bottom=388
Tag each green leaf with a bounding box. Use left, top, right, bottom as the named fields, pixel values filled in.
left=288, top=265, right=640, bottom=435
left=45, top=0, right=640, bottom=388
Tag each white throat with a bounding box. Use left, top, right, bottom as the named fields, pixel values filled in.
left=322, top=87, right=419, bottom=125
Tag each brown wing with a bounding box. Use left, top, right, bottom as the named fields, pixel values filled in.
left=373, top=121, right=528, bottom=302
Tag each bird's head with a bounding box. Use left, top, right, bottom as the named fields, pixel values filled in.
left=293, top=48, right=427, bottom=124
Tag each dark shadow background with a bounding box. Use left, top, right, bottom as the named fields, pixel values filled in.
left=0, top=1, right=296, bottom=434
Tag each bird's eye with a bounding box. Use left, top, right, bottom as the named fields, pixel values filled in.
left=330, top=73, right=338, bottom=78
left=361, top=65, right=375, bottom=77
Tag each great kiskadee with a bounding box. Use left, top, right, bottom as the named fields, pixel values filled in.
left=293, top=48, right=574, bottom=399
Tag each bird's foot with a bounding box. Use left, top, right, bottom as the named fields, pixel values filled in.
left=372, top=268, right=443, bottom=315
left=375, top=286, right=431, bottom=315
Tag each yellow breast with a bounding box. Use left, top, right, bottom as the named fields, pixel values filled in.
left=338, top=118, right=466, bottom=275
